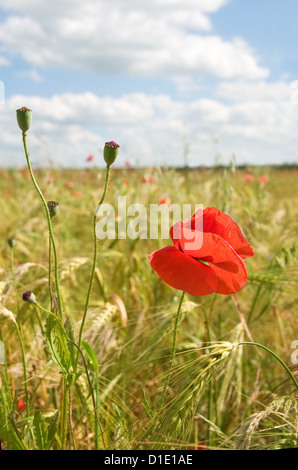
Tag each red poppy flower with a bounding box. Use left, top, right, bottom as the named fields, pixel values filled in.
left=45, top=176, right=54, bottom=185
left=19, top=168, right=31, bottom=180
left=188, top=444, right=206, bottom=450
left=86, top=154, right=94, bottom=162
left=242, top=174, right=254, bottom=182
left=149, top=207, right=254, bottom=296
left=158, top=197, right=169, bottom=205
left=17, top=399, right=26, bottom=412
left=258, top=175, right=268, bottom=184
left=141, top=174, right=155, bottom=184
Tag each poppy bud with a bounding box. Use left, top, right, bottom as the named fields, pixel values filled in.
left=103, top=141, right=120, bottom=167
left=16, top=107, right=32, bottom=134
left=47, top=200, right=59, bottom=218
left=22, top=290, right=36, bottom=304
left=7, top=238, right=16, bottom=248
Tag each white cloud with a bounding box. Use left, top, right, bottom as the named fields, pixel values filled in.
left=0, top=0, right=229, bottom=19
left=216, top=80, right=292, bottom=103
left=0, top=2, right=295, bottom=168
left=15, top=69, right=43, bottom=82
left=1, top=82, right=297, bottom=168
left=0, top=56, right=9, bottom=66
left=0, top=0, right=268, bottom=80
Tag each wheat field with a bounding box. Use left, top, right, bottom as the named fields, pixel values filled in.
left=0, top=162, right=297, bottom=450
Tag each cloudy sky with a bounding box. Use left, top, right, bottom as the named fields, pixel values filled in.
left=0, top=0, right=298, bottom=168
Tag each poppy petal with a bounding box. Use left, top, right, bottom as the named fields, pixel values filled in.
left=171, top=223, right=243, bottom=264
left=149, top=246, right=216, bottom=296
left=186, top=207, right=254, bottom=259
left=149, top=244, right=248, bottom=296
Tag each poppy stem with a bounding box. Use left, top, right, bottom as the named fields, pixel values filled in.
left=158, top=290, right=186, bottom=415
left=60, top=379, right=69, bottom=450
left=138, top=291, right=185, bottom=448
left=239, top=341, right=298, bottom=391
left=22, top=133, right=63, bottom=318
left=205, top=294, right=216, bottom=448
left=76, top=165, right=111, bottom=361
left=35, top=302, right=65, bottom=331
left=10, top=246, right=15, bottom=282
left=48, top=234, right=53, bottom=311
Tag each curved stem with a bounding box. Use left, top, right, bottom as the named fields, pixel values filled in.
left=35, top=303, right=65, bottom=331
left=77, top=165, right=111, bottom=358
left=22, top=133, right=63, bottom=318
left=157, top=290, right=186, bottom=415
left=139, top=291, right=185, bottom=448
left=239, top=341, right=298, bottom=391
left=35, top=301, right=70, bottom=448
left=68, top=338, right=106, bottom=450
left=48, top=234, right=53, bottom=311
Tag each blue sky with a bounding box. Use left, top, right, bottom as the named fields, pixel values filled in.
left=214, top=0, right=298, bottom=81
left=0, top=0, right=297, bottom=168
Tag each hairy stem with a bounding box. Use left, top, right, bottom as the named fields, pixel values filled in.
left=22, top=133, right=63, bottom=318
left=60, top=379, right=69, bottom=450
left=158, top=290, right=185, bottom=414
left=140, top=291, right=185, bottom=448
left=49, top=234, right=53, bottom=311
left=77, top=165, right=111, bottom=357
left=68, top=339, right=106, bottom=450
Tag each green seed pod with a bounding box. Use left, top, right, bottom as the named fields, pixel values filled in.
left=47, top=200, right=59, bottom=218
left=16, top=107, right=32, bottom=134
left=103, top=141, right=120, bottom=167
left=7, top=238, right=16, bottom=248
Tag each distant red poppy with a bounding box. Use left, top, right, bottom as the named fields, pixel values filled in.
left=66, top=181, right=74, bottom=189
left=158, top=197, right=169, bottom=205
left=242, top=174, right=254, bottom=182
left=19, top=168, right=31, bottom=180
left=71, top=192, right=83, bottom=198
left=258, top=175, right=268, bottom=184
left=86, top=154, right=94, bottom=162
left=149, top=207, right=254, bottom=296
left=125, top=160, right=131, bottom=168
left=188, top=444, right=206, bottom=450
left=122, top=179, right=129, bottom=185
left=17, top=399, right=26, bottom=412
left=45, top=176, right=54, bottom=185
left=141, top=175, right=154, bottom=184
